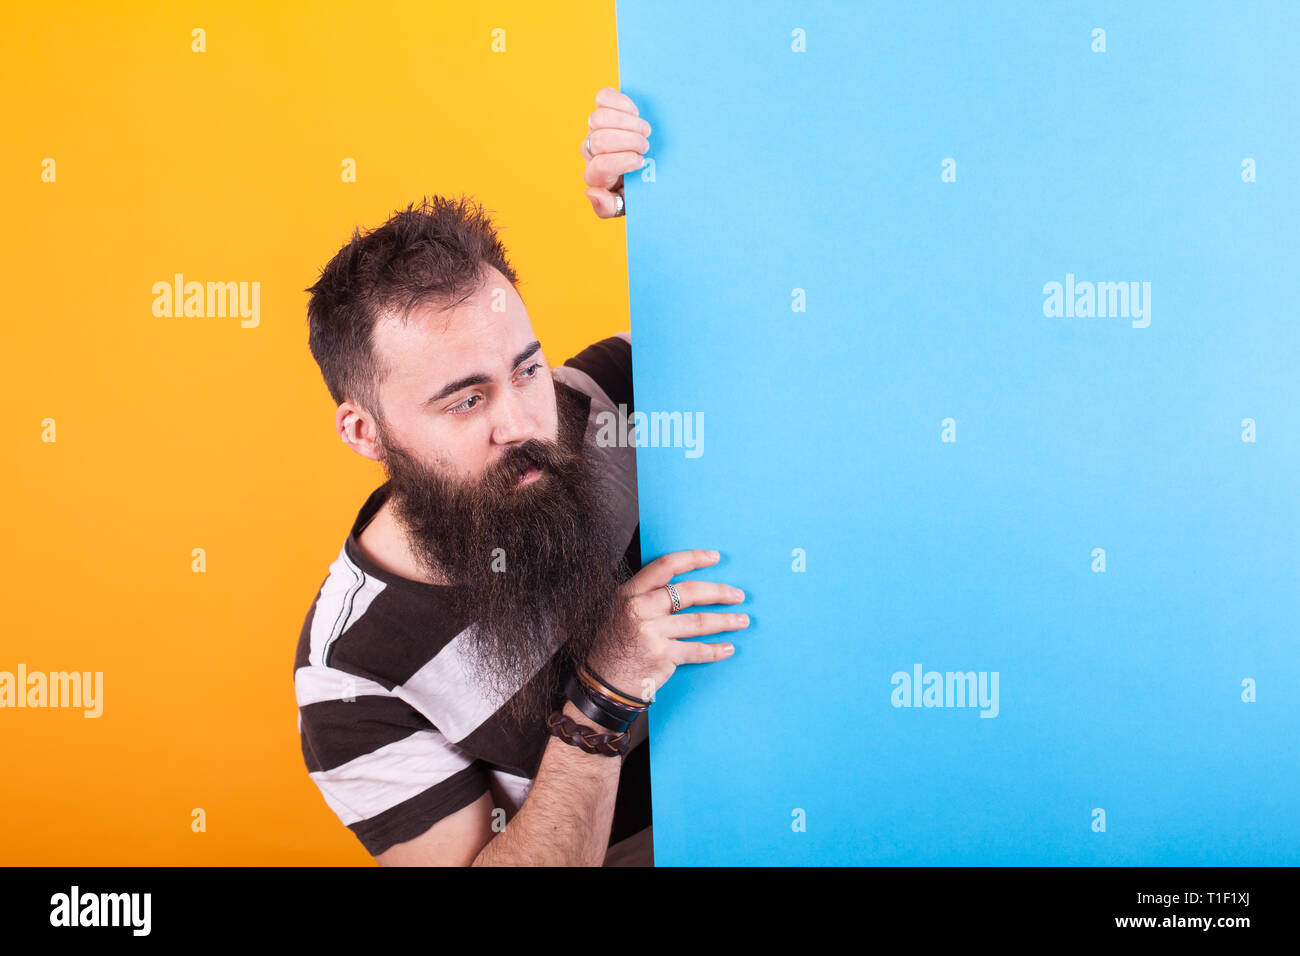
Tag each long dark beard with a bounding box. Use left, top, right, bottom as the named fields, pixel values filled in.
left=380, top=382, right=632, bottom=731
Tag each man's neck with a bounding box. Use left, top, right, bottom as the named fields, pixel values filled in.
left=356, top=494, right=451, bottom=587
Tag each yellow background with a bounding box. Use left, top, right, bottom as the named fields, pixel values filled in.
left=2, top=0, right=629, bottom=864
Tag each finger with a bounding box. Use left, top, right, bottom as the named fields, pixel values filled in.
left=585, top=187, right=620, bottom=219
left=630, top=549, right=722, bottom=594
left=583, top=151, right=645, bottom=190
left=587, top=106, right=652, bottom=138
left=655, top=580, right=745, bottom=616
left=594, top=86, right=641, bottom=118
left=586, top=127, right=649, bottom=158
left=670, top=639, right=736, bottom=666
left=659, top=610, right=750, bottom=642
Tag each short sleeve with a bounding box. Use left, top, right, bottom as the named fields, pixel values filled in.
left=297, top=672, right=492, bottom=856
left=562, top=332, right=634, bottom=414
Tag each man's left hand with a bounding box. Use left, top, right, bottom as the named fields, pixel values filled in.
left=581, top=86, right=651, bottom=218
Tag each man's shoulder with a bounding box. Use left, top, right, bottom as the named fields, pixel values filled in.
left=557, top=332, right=633, bottom=414
left=554, top=333, right=641, bottom=578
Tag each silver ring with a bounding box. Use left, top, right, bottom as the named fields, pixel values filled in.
left=663, top=582, right=680, bottom=614
left=583, top=135, right=592, bottom=156
left=613, top=193, right=625, bottom=217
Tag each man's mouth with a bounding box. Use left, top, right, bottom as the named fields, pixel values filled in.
left=516, top=465, right=542, bottom=487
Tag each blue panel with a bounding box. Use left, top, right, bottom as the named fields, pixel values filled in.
left=616, top=0, right=1300, bottom=864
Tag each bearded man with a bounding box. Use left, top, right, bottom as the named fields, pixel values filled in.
left=293, top=90, right=749, bottom=867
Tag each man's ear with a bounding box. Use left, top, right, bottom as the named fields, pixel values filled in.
left=337, top=401, right=384, bottom=462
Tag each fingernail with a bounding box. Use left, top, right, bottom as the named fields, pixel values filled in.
left=723, top=645, right=735, bottom=656
left=709, top=550, right=720, bottom=560
left=735, top=614, right=749, bottom=624
left=729, top=588, right=744, bottom=600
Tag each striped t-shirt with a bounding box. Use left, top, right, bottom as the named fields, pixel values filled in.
left=293, top=332, right=652, bottom=863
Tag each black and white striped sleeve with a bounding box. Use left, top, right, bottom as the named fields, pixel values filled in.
left=296, top=664, right=492, bottom=856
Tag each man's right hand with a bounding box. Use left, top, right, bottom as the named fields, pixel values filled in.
left=587, top=549, right=749, bottom=702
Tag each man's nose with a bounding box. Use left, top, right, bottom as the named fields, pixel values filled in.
left=490, top=387, right=537, bottom=446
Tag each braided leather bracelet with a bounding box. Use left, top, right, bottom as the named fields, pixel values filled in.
left=546, top=711, right=630, bottom=756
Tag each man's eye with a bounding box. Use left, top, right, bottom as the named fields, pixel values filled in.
left=448, top=364, right=539, bottom=415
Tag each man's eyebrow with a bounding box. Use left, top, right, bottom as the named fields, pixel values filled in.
left=422, top=340, right=542, bottom=407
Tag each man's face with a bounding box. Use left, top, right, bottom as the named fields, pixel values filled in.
left=370, top=266, right=559, bottom=488
left=364, top=268, right=629, bottom=729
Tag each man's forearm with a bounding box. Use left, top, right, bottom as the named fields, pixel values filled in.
left=472, top=700, right=625, bottom=866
